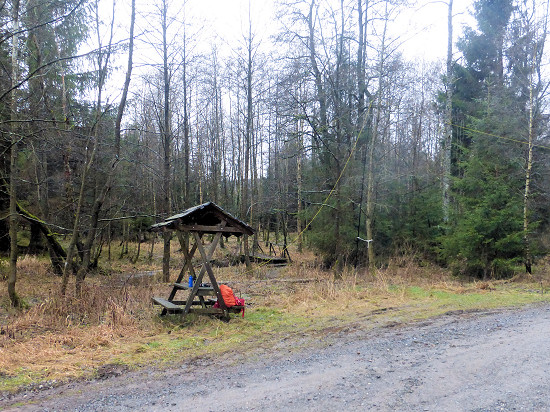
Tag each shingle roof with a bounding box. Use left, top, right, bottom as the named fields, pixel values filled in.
left=149, top=202, right=254, bottom=237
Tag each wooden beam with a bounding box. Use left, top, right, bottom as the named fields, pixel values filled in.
left=180, top=238, right=198, bottom=280
left=188, top=306, right=243, bottom=315
left=161, top=240, right=197, bottom=315
left=193, top=230, right=227, bottom=310
left=175, top=223, right=246, bottom=234
left=183, top=230, right=223, bottom=315
left=172, top=284, right=218, bottom=296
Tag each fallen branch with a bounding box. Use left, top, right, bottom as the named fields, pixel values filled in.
left=17, top=203, right=67, bottom=275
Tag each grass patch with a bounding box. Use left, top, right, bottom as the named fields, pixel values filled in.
left=107, top=307, right=310, bottom=369
left=0, top=371, right=35, bottom=392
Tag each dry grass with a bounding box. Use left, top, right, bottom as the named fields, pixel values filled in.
left=1, top=240, right=550, bottom=392
left=0, top=254, right=166, bottom=388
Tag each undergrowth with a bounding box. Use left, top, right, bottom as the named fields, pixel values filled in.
left=1, top=242, right=550, bottom=393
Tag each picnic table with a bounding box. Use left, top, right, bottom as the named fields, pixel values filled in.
left=150, top=202, right=253, bottom=321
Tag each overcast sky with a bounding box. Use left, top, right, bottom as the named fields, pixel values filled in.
left=95, top=0, right=476, bottom=103
left=105, top=0, right=475, bottom=62
left=184, top=0, right=474, bottom=61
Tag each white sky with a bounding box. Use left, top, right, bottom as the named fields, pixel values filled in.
left=190, top=0, right=277, bottom=43
left=105, top=0, right=476, bottom=61
left=183, top=0, right=475, bottom=62
left=394, top=1, right=473, bottom=61
left=95, top=0, right=476, bottom=103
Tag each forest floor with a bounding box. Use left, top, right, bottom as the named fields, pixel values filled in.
left=1, top=239, right=550, bottom=409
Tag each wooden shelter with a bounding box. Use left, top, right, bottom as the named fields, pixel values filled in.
left=150, top=202, right=254, bottom=320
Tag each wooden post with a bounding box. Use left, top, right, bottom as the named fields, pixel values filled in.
left=193, top=231, right=226, bottom=310
left=183, top=231, right=223, bottom=315
left=162, top=239, right=197, bottom=315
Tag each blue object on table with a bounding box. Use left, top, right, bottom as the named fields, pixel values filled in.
left=188, top=275, right=193, bottom=288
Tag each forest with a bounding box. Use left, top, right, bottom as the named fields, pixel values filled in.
left=1, top=0, right=549, bottom=308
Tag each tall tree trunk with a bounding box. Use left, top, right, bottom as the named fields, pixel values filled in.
left=365, top=0, right=389, bottom=273
left=333, top=0, right=346, bottom=275
left=74, top=0, right=119, bottom=295
left=442, top=0, right=453, bottom=223
left=62, top=0, right=110, bottom=296
left=365, top=122, right=376, bottom=271
left=80, top=0, right=135, bottom=278
left=162, top=0, right=172, bottom=282
left=8, top=0, right=21, bottom=307
left=241, top=12, right=254, bottom=269
left=522, top=0, right=549, bottom=274
left=296, top=110, right=304, bottom=253
left=63, top=118, right=99, bottom=295
left=356, top=0, right=368, bottom=125
left=523, top=53, right=535, bottom=275
left=182, top=30, right=190, bottom=208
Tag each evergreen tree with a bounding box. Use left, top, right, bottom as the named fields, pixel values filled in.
left=440, top=101, right=525, bottom=278
left=450, top=0, right=514, bottom=176
left=439, top=0, right=550, bottom=278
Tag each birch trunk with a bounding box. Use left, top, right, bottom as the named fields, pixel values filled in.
left=296, top=110, right=304, bottom=253
left=442, top=0, right=453, bottom=222
left=523, top=57, right=535, bottom=274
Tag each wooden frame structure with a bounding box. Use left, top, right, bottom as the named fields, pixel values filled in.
left=150, top=202, right=254, bottom=320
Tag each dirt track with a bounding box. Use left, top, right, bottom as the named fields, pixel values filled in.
left=3, top=304, right=550, bottom=411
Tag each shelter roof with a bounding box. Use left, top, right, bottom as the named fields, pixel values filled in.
left=149, top=202, right=254, bottom=237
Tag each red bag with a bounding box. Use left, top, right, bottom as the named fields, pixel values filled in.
left=214, top=285, right=246, bottom=318
left=219, top=284, right=236, bottom=307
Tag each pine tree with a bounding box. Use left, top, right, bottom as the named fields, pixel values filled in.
left=440, top=0, right=527, bottom=278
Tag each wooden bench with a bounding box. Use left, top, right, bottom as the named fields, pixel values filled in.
left=152, top=297, right=182, bottom=313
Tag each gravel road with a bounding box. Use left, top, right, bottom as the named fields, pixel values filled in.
left=3, top=304, right=550, bottom=411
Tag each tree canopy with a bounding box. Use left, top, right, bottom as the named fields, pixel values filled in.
left=2, top=0, right=550, bottom=305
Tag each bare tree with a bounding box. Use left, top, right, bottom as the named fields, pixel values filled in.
left=8, top=0, right=21, bottom=307
left=160, top=0, right=173, bottom=282
left=76, top=0, right=136, bottom=292
left=62, top=0, right=115, bottom=296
